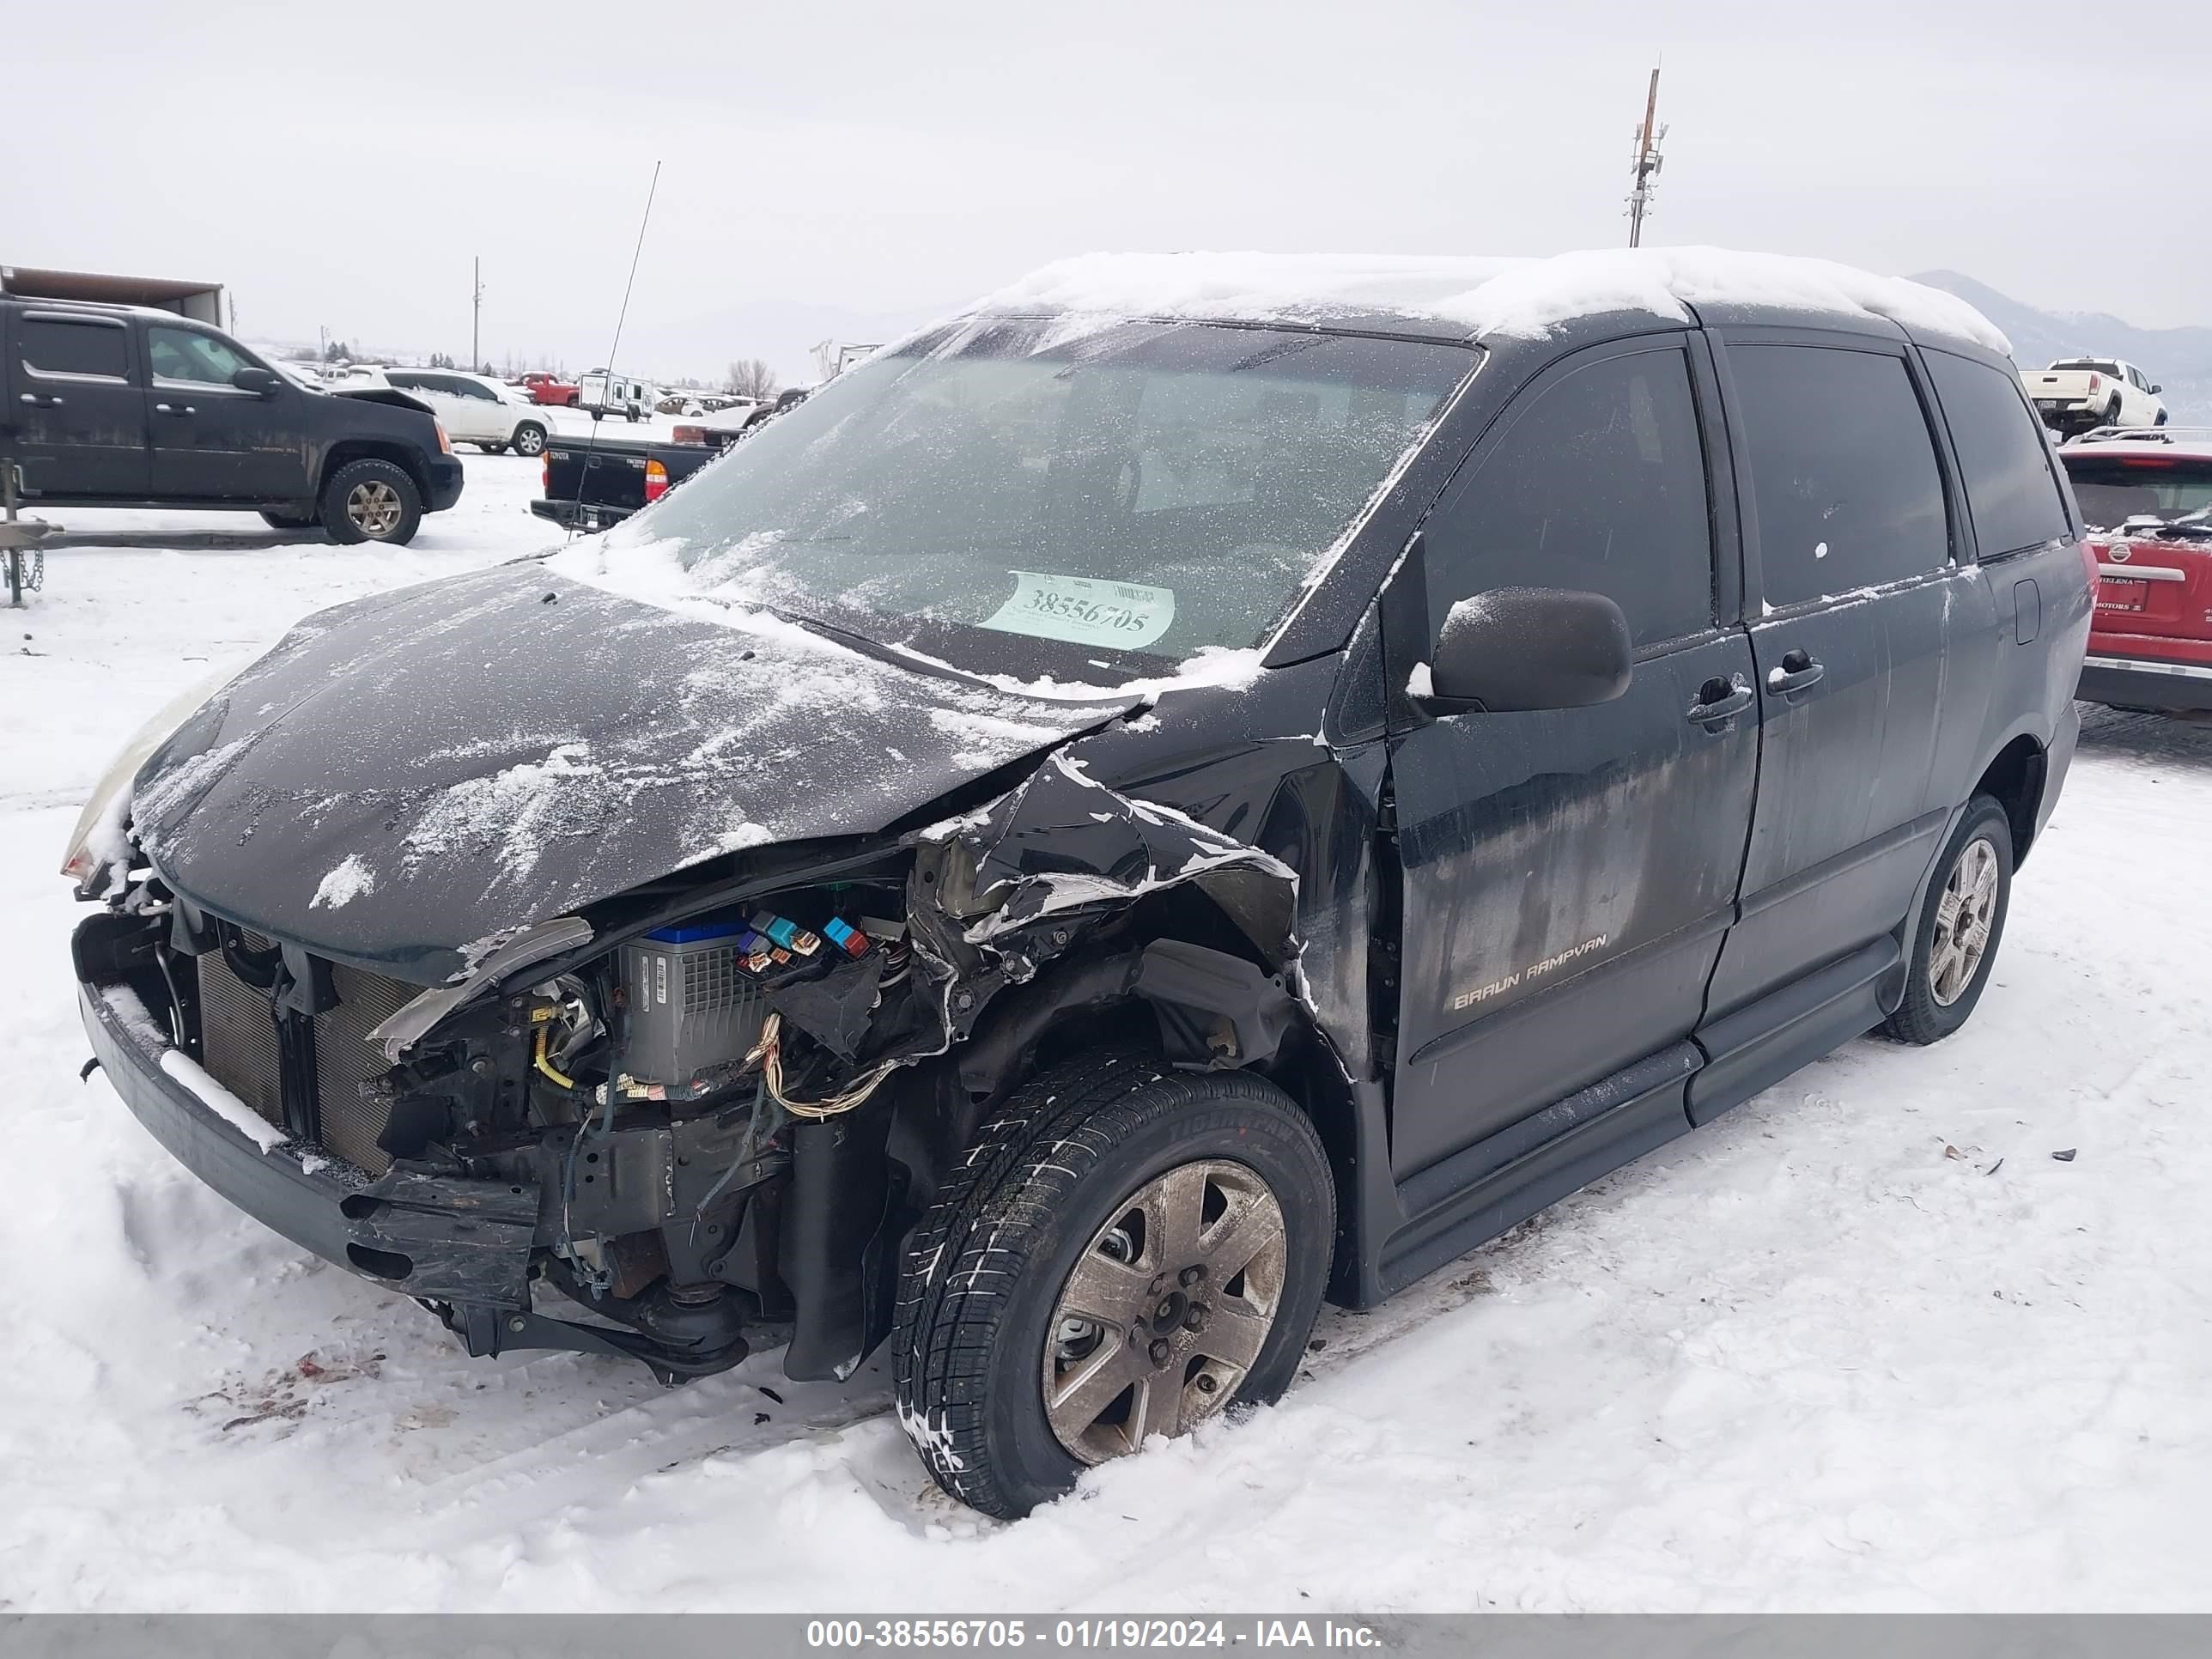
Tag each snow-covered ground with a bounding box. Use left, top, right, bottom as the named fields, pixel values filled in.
left=2, top=453, right=2208, bottom=1611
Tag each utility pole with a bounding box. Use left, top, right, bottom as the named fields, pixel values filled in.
left=471, top=256, right=484, bottom=373
left=1626, top=65, right=1666, bottom=248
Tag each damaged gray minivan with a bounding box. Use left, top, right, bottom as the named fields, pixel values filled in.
left=65, top=252, right=2087, bottom=1517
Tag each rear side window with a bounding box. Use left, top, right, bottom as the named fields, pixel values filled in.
left=1425, top=346, right=1715, bottom=647
left=20, top=316, right=129, bottom=380
left=1729, top=344, right=1948, bottom=606
left=1924, top=350, right=2072, bottom=556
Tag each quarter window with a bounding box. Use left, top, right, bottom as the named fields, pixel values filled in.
left=1924, top=349, right=2072, bottom=556
left=1425, top=347, right=1715, bottom=647
left=149, top=327, right=249, bottom=386
left=21, top=316, right=129, bottom=380
left=1729, top=344, right=1948, bottom=607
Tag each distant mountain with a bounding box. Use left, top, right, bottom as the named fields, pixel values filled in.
left=1913, top=270, right=2212, bottom=424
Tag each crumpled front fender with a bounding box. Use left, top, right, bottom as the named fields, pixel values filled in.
left=900, top=749, right=1304, bottom=1062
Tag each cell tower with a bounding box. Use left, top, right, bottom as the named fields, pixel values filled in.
left=1626, top=66, right=1667, bottom=248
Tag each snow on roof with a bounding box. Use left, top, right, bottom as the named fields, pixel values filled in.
left=979, top=246, right=2010, bottom=356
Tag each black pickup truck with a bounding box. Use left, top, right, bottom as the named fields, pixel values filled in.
left=531, top=389, right=811, bottom=530
left=2, top=298, right=463, bottom=544
left=529, top=428, right=720, bottom=532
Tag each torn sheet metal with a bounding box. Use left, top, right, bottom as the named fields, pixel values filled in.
left=925, top=751, right=1300, bottom=965
left=896, top=750, right=1304, bottom=1068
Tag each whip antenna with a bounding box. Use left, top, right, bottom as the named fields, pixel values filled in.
left=565, top=160, right=663, bottom=544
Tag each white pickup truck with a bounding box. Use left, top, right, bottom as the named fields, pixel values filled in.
left=2021, top=357, right=2166, bottom=437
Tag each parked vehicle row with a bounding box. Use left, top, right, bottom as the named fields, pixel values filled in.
left=65, top=249, right=2088, bottom=1520
left=1, top=296, right=462, bottom=543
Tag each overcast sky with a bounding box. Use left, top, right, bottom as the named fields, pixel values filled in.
left=12, top=0, right=2209, bottom=385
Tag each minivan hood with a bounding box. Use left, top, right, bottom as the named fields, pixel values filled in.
left=131, top=563, right=1138, bottom=978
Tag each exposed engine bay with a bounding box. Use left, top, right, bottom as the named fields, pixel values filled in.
left=74, top=749, right=1313, bottom=1384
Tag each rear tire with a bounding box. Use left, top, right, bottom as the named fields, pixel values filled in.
left=892, top=1047, right=1334, bottom=1519
left=1882, top=795, right=2013, bottom=1045
left=477, top=442, right=508, bottom=455
left=318, top=458, right=422, bottom=545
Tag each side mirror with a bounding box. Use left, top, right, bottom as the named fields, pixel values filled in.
left=2150, top=384, right=2162, bottom=394
left=231, top=366, right=282, bottom=397
left=1417, top=586, right=1633, bottom=714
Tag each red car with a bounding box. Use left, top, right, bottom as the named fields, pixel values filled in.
left=514, top=371, right=580, bottom=408
left=2063, top=428, right=2212, bottom=713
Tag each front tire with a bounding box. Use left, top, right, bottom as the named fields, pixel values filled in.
left=892, top=1048, right=1334, bottom=1519
left=511, top=422, right=547, bottom=457
left=1882, top=795, right=2013, bottom=1044
left=318, top=458, right=422, bottom=545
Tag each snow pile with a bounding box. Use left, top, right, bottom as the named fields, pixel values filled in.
left=161, top=1051, right=289, bottom=1152
left=981, top=246, right=2010, bottom=354
left=308, top=854, right=376, bottom=910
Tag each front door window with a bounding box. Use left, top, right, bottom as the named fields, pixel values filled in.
left=149, top=327, right=251, bottom=386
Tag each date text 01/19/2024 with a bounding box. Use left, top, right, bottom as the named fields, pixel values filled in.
left=805, top=1620, right=1387, bottom=1650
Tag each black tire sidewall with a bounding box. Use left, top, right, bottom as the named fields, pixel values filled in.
left=1888, top=796, right=2014, bottom=1043
left=513, top=423, right=546, bottom=455
left=969, top=1083, right=1331, bottom=1516
left=319, top=459, right=422, bottom=545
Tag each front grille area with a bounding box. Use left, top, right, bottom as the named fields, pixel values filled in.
left=197, top=944, right=419, bottom=1176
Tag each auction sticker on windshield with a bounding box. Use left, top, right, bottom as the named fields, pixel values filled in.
left=981, top=571, right=1176, bottom=650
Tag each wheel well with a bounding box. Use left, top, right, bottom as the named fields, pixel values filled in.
left=321, top=440, right=429, bottom=501
left=1972, top=734, right=2047, bottom=866
left=896, top=914, right=1362, bottom=1240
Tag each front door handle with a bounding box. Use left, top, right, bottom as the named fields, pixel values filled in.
left=18, top=392, right=62, bottom=408
left=1686, top=675, right=1754, bottom=731
left=1766, top=649, right=1825, bottom=699
left=153, top=403, right=197, bottom=416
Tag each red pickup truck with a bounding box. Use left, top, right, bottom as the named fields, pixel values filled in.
left=2062, top=428, right=2212, bottom=713
left=514, top=372, right=580, bottom=408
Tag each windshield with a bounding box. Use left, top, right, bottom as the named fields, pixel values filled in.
left=2064, top=456, right=2212, bottom=530
left=576, top=317, right=1471, bottom=678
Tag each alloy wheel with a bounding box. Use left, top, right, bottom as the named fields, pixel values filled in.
left=1929, top=835, right=2000, bottom=1006
left=345, top=481, right=403, bottom=538
left=1042, top=1158, right=1286, bottom=1464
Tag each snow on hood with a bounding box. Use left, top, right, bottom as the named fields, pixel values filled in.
left=130, top=563, right=1136, bottom=980
left=977, top=246, right=2010, bottom=355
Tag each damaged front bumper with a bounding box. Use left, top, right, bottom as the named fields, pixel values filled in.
left=82, top=976, right=536, bottom=1299
left=76, top=969, right=728, bottom=1380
